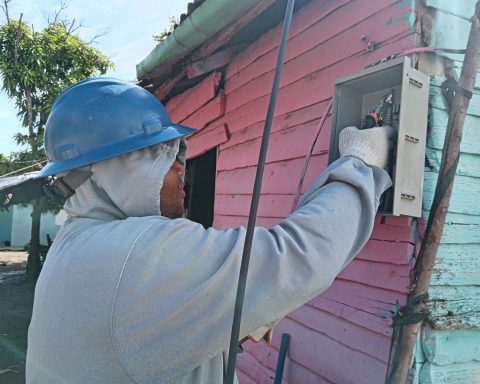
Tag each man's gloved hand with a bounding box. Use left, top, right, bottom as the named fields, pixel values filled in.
left=339, top=126, right=394, bottom=169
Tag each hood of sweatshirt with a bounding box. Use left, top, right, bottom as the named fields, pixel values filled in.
left=63, top=139, right=183, bottom=221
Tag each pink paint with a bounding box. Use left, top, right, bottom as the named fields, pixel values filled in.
left=225, top=0, right=409, bottom=112
left=217, top=121, right=328, bottom=171
left=166, top=0, right=417, bottom=381
left=180, top=90, right=226, bottom=131
left=166, top=71, right=221, bottom=122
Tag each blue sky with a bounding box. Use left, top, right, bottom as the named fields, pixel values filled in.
left=0, top=0, right=190, bottom=155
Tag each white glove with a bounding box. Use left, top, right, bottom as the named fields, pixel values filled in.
left=339, top=125, right=394, bottom=169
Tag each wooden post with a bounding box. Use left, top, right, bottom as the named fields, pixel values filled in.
left=387, top=2, right=480, bottom=382
left=26, top=198, right=42, bottom=280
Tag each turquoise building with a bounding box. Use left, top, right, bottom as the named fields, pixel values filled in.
left=0, top=205, right=59, bottom=248
left=415, top=0, right=480, bottom=381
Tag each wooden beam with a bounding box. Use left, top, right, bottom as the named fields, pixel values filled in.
left=186, top=123, right=229, bottom=159
left=166, top=71, right=222, bottom=122
left=190, top=0, right=277, bottom=61
left=181, top=90, right=226, bottom=130
left=186, top=45, right=245, bottom=79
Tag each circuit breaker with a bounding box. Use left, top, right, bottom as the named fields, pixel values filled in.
left=328, top=56, right=429, bottom=217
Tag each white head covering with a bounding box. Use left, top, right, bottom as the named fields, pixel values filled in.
left=64, top=139, right=182, bottom=220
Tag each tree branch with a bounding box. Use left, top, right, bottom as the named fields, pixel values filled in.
left=50, top=1, right=67, bottom=24
left=13, top=12, right=23, bottom=66
left=1, top=0, right=11, bottom=22
left=88, top=28, right=109, bottom=44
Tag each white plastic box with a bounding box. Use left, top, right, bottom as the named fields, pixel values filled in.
left=328, top=56, right=430, bottom=217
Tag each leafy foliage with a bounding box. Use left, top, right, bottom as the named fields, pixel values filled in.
left=0, top=5, right=114, bottom=278
left=0, top=19, right=113, bottom=155
left=153, top=16, right=179, bottom=42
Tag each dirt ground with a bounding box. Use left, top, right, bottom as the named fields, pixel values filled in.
left=0, top=251, right=34, bottom=384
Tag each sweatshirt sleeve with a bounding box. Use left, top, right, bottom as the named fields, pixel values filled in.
left=112, top=156, right=391, bottom=383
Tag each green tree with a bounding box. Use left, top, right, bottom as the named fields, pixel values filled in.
left=0, top=2, right=113, bottom=279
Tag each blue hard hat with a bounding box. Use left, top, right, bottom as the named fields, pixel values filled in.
left=37, top=77, right=196, bottom=177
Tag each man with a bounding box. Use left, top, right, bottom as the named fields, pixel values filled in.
left=27, top=78, right=392, bottom=383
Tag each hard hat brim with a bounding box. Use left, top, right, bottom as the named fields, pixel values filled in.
left=36, top=124, right=196, bottom=178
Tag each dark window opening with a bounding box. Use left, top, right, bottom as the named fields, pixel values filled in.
left=184, top=148, right=216, bottom=228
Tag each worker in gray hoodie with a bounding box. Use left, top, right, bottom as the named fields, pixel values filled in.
left=26, top=78, right=392, bottom=383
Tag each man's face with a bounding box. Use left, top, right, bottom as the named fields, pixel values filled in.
left=160, top=160, right=186, bottom=219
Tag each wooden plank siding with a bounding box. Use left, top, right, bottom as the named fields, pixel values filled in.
left=165, top=0, right=418, bottom=382
left=225, top=0, right=415, bottom=381
left=415, top=1, right=480, bottom=382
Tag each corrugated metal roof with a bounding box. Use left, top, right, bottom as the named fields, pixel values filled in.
left=0, top=172, right=45, bottom=208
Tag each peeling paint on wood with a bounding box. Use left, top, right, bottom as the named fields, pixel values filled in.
left=429, top=81, right=480, bottom=117
left=421, top=325, right=480, bottom=365
left=419, top=361, right=480, bottom=383
left=426, top=148, right=480, bottom=177
left=288, top=305, right=391, bottom=363
left=186, top=123, right=229, bottom=159
left=166, top=71, right=221, bottom=122
left=428, top=286, right=480, bottom=329
left=423, top=171, right=480, bottom=215
left=181, top=91, right=226, bottom=131
left=430, top=244, right=480, bottom=286
left=428, top=107, right=480, bottom=155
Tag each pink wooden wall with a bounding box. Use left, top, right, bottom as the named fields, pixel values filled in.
left=165, top=0, right=416, bottom=382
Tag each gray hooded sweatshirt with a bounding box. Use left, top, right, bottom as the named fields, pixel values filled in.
left=26, top=139, right=391, bottom=384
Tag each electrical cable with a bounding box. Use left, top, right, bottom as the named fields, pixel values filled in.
left=224, top=1, right=295, bottom=382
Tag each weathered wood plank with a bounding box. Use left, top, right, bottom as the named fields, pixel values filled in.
left=428, top=285, right=480, bottom=329
left=236, top=350, right=275, bottom=384
left=221, top=103, right=331, bottom=151
left=358, top=239, right=413, bottom=265
left=430, top=81, right=480, bottom=117
left=428, top=107, right=480, bottom=155
left=236, top=369, right=255, bottom=384
left=338, top=259, right=411, bottom=293
left=419, top=361, right=480, bottom=384
left=425, top=0, right=477, bottom=19
left=222, top=35, right=414, bottom=135
left=186, top=123, right=228, bottom=159
left=426, top=147, right=480, bottom=177
left=288, top=304, right=391, bottom=362
left=217, top=121, right=328, bottom=171
left=216, top=155, right=328, bottom=195
left=370, top=223, right=414, bottom=242
left=225, top=0, right=351, bottom=80
left=311, top=294, right=393, bottom=336
left=225, top=2, right=412, bottom=113
left=165, top=72, right=222, bottom=123
left=190, top=0, right=279, bottom=64
left=180, top=91, right=226, bottom=131
left=215, top=194, right=294, bottom=218
left=421, top=325, right=480, bottom=365
left=423, top=171, right=480, bottom=216
left=242, top=341, right=332, bottom=384
left=186, top=46, right=243, bottom=79
left=430, top=244, right=480, bottom=286
left=423, top=211, right=480, bottom=225
left=226, top=0, right=405, bottom=92
left=268, top=317, right=388, bottom=384
left=441, top=223, right=480, bottom=244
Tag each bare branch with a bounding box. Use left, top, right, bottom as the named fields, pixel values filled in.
left=1, top=0, right=11, bottom=22
left=88, top=28, right=109, bottom=44
left=51, top=1, right=67, bottom=24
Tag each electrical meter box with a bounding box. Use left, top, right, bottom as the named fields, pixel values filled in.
left=328, top=56, right=430, bottom=217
